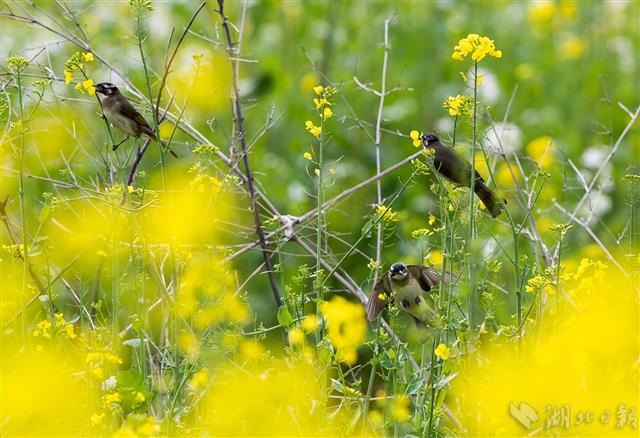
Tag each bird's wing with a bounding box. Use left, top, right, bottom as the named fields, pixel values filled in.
left=366, top=273, right=392, bottom=321
left=407, top=265, right=440, bottom=293
left=433, top=142, right=473, bottom=185
left=117, top=99, right=152, bottom=130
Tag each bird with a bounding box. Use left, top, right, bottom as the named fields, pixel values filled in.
left=366, top=262, right=441, bottom=327
left=421, top=133, right=503, bottom=218
left=94, top=82, right=177, bottom=158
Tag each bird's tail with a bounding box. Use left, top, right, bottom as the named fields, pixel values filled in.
left=474, top=180, right=504, bottom=218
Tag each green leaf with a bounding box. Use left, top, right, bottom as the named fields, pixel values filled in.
left=330, top=378, right=346, bottom=394
left=405, top=376, right=426, bottom=396
left=277, top=305, right=293, bottom=327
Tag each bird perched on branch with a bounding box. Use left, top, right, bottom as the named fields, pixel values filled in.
left=366, top=262, right=441, bottom=328
left=95, top=82, right=177, bottom=158
left=421, top=133, right=504, bottom=218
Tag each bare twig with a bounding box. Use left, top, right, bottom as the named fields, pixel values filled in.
left=216, top=0, right=282, bottom=308
left=225, top=150, right=423, bottom=262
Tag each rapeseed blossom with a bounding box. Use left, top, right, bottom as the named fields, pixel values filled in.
left=451, top=34, right=502, bottom=62
left=320, top=296, right=366, bottom=364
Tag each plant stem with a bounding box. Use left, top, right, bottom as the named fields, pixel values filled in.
left=468, top=61, right=479, bottom=329
left=315, top=109, right=325, bottom=339
left=217, top=0, right=283, bottom=309
left=362, top=319, right=381, bottom=428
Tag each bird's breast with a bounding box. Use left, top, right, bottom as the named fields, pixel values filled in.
left=393, top=278, right=433, bottom=321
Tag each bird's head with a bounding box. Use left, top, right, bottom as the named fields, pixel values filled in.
left=390, top=262, right=408, bottom=280
left=421, top=133, right=439, bottom=148
left=95, top=82, right=120, bottom=97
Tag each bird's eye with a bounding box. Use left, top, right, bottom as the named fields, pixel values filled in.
left=415, top=296, right=421, bottom=304
left=402, top=300, right=410, bottom=308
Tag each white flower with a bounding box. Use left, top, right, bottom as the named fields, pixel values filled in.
left=483, top=122, right=522, bottom=154
left=581, top=146, right=608, bottom=169
left=435, top=117, right=455, bottom=134
left=101, top=375, right=117, bottom=391
left=466, top=67, right=501, bottom=104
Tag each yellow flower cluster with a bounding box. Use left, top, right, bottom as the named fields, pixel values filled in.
left=305, top=84, right=336, bottom=139
left=6, top=56, right=30, bottom=71
left=525, top=274, right=553, bottom=294
left=374, top=204, right=398, bottom=223
left=64, top=51, right=96, bottom=94
left=451, top=34, right=502, bottom=62
left=175, top=258, right=250, bottom=329
left=32, top=312, right=76, bottom=339
left=305, top=120, right=322, bottom=138
left=442, top=94, right=473, bottom=117
left=409, top=130, right=422, bottom=147
left=86, top=351, right=123, bottom=379
left=320, top=296, right=366, bottom=364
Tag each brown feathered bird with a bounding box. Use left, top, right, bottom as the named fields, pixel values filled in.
left=421, top=133, right=503, bottom=218
left=95, top=82, right=177, bottom=158
left=366, top=262, right=440, bottom=326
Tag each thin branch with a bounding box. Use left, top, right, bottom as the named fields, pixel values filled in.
left=216, top=0, right=282, bottom=308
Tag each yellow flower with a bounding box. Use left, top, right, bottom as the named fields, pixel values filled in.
left=136, top=417, right=160, bottom=436
left=391, top=395, right=411, bottom=421
left=82, top=78, right=95, bottom=95
left=189, top=369, right=209, bottom=390
left=104, top=392, right=122, bottom=407
left=65, top=324, right=76, bottom=339
left=90, top=413, right=105, bottom=426
left=288, top=327, right=305, bottom=345
left=410, top=130, right=422, bottom=147
left=313, top=97, right=331, bottom=109
left=54, top=312, right=65, bottom=327
left=434, top=343, right=450, bottom=360
left=448, top=204, right=454, bottom=212
left=33, top=319, right=52, bottom=338
left=560, top=34, right=585, bottom=59
left=301, top=315, right=319, bottom=333
left=63, top=69, right=73, bottom=85
left=305, top=120, right=321, bottom=138
left=377, top=293, right=386, bottom=301
left=314, top=168, right=320, bottom=176
left=375, top=204, right=398, bottom=223
left=127, top=185, right=135, bottom=194
left=83, top=52, right=94, bottom=62
left=134, top=392, right=146, bottom=403
left=320, top=296, right=367, bottom=364
left=303, top=152, right=313, bottom=160
left=526, top=136, right=554, bottom=170
left=427, top=249, right=443, bottom=267
left=239, top=339, right=265, bottom=361
left=525, top=274, right=549, bottom=294
left=74, top=82, right=83, bottom=93
left=428, top=214, right=436, bottom=225
left=322, top=107, right=333, bottom=120
left=452, top=33, right=502, bottom=63
left=313, top=84, right=324, bottom=95
left=442, top=94, right=472, bottom=117
left=528, top=1, right=556, bottom=25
